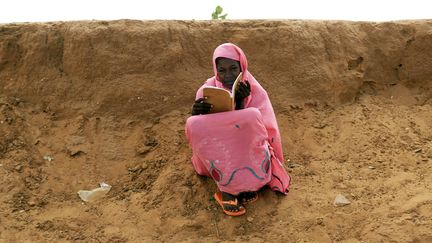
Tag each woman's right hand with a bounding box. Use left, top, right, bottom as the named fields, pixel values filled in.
left=191, top=97, right=212, bottom=115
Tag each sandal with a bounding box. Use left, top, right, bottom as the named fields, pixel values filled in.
left=214, top=191, right=246, bottom=216
left=238, top=191, right=258, bottom=204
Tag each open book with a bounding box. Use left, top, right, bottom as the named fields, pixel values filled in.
left=203, top=72, right=243, bottom=113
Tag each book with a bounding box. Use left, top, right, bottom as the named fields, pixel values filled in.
left=203, top=72, right=243, bottom=113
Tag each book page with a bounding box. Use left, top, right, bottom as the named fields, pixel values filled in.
left=231, top=72, right=243, bottom=102
left=203, top=87, right=233, bottom=113
left=202, top=72, right=242, bottom=114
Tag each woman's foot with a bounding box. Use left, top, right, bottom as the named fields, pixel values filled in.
left=214, top=191, right=246, bottom=216
left=238, top=191, right=258, bottom=204
left=221, top=192, right=243, bottom=213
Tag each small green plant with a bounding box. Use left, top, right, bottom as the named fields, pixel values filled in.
left=212, top=5, right=227, bottom=20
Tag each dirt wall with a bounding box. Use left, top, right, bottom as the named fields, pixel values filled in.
left=1, top=20, right=432, bottom=242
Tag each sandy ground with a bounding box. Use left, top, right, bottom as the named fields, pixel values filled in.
left=1, top=20, right=432, bottom=242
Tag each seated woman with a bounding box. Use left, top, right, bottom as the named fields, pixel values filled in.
left=185, top=43, right=291, bottom=216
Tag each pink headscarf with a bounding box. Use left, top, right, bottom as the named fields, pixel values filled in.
left=212, top=43, right=248, bottom=82
left=196, top=43, right=285, bottom=163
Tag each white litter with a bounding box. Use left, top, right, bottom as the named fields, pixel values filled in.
left=77, top=182, right=112, bottom=202
left=334, top=194, right=351, bottom=207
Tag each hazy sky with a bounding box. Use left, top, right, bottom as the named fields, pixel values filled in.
left=2, top=0, right=432, bottom=23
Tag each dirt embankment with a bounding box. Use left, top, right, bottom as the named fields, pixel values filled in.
left=1, top=20, right=432, bottom=242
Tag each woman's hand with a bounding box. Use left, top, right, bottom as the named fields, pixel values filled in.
left=191, top=97, right=212, bottom=115
left=235, top=80, right=251, bottom=109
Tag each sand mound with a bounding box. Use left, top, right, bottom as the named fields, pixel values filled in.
left=1, top=20, right=432, bottom=242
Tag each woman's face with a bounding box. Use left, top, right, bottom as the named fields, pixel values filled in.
left=216, top=57, right=241, bottom=89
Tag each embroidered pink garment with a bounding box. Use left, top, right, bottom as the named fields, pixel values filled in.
left=186, top=108, right=272, bottom=194
left=186, top=43, right=291, bottom=195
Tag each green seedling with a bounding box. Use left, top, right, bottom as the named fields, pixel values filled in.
left=212, top=5, right=228, bottom=20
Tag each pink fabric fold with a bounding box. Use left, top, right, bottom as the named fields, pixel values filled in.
left=186, top=43, right=291, bottom=194
left=186, top=108, right=290, bottom=195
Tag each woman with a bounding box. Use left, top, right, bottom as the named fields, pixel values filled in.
left=185, top=43, right=291, bottom=216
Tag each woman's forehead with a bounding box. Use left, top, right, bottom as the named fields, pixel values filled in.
left=216, top=57, right=240, bottom=67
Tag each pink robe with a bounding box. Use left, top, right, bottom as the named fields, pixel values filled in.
left=185, top=43, right=291, bottom=195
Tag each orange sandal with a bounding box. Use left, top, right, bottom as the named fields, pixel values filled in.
left=239, top=192, right=258, bottom=204
left=214, top=191, right=246, bottom=216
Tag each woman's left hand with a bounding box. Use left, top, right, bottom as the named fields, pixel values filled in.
left=234, top=80, right=251, bottom=110
left=235, top=80, right=251, bottom=101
